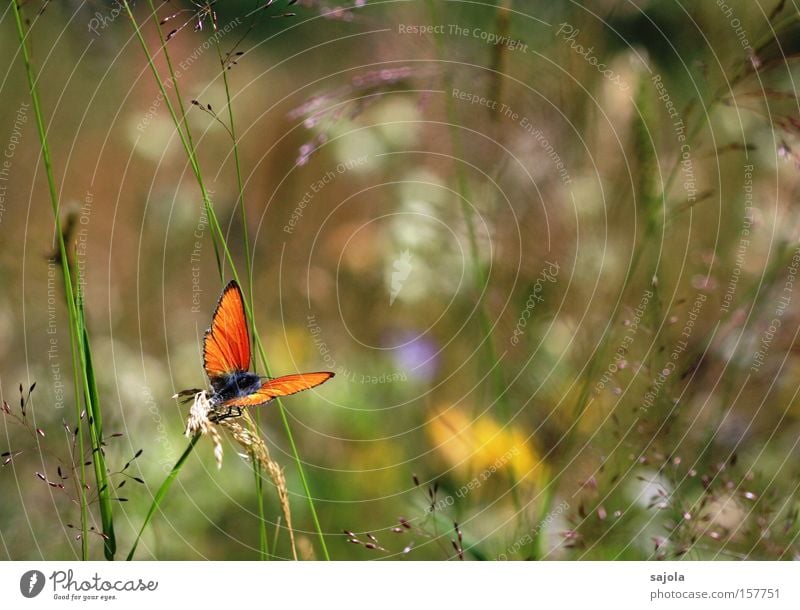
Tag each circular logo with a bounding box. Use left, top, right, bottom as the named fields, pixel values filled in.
left=19, top=570, right=45, bottom=598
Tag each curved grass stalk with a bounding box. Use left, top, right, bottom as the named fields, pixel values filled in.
left=142, top=0, right=267, bottom=561
left=423, top=0, right=521, bottom=519
left=529, top=70, right=739, bottom=560
left=142, top=0, right=311, bottom=560
left=77, top=297, right=116, bottom=559
left=423, top=0, right=513, bottom=425
left=139, top=0, right=269, bottom=559
left=11, top=0, right=94, bottom=559
left=121, top=1, right=329, bottom=560
left=212, top=33, right=269, bottom=561
left=126, top=434, right=200, bottom=560
left=252, top=460, right=268, bottom=559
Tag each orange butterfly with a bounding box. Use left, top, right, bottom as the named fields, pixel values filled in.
left=178, top=280, right=333, bottom=421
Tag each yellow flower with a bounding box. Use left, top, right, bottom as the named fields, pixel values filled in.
left=426, top=405, right=547, bottom=488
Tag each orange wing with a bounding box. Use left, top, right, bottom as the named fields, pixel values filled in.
left=203, top=280, right=251, bottom=379
left=220, top=372, right=334, bottom=408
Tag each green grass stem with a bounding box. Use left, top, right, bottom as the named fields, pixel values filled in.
left=122, top=1, right=329, bottom=559
left=126, top=435, right=200, bottom=560
left=77, top=296, right=116, bottom=559
left=11, top=0, right=95, bottom=560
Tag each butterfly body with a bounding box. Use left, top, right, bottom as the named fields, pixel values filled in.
left=187, top=280, right=334, bottom=419
left=210, top=371, right=263, bottom=403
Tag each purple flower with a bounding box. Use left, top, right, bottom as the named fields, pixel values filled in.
left=387, top=332, right=439, bottom=382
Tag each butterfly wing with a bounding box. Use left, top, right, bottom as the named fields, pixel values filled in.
left=219, top=372, right=334, bottom=409
left=203, top=280, right=251, bottom=382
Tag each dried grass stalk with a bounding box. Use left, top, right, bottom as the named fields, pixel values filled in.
left=184, top=391, right=297, bottom=559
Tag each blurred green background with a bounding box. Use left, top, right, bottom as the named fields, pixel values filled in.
left=1, top=0, right=800, bottom=560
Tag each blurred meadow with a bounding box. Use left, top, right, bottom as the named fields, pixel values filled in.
left=1, top=0, right=800, bottom=560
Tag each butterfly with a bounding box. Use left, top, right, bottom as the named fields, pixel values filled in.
left=177, top=280, right=333, bottom=421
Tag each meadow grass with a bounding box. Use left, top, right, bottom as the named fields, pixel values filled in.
left=10, top=0, right=328, bottom=561
left=126, top=434, right=200, bottom=561
left=423, top=0, right=526, bottom=537
left=209, top=24, right=269, bottom=560
left=120, top=0, right=329, bottom=560
left=11, top=0, right=116, bottom=560
left=5, top=0, right=800, bottom=562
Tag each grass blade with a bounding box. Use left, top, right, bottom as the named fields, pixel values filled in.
left=126, top=435, right=200, bottom=560
left=11, top=0, right=91, bottom=559
left=77, top=296, right=116, bottom=559
left=253, top=460, right=269, bottom=560
left=211, top=31, right=267, bottom=560
left=122, top=0, right=328, bottom=559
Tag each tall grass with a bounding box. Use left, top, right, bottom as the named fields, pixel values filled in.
left=120, top=0, right=329, bottom=560
left=11, top=0, right=115, bottom=559
left=525, top=16, right=796, bottom=559
left=423, top=0, right=525, bottom=531
left=126, top=434, right=200, bottom=560
left=212, top=29, right=269, bottom=561
left=8, top=0, right=799, bottom=563
left=77, top=296, right=116, bottom=559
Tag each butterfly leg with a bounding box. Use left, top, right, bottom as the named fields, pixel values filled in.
left=209, top=405, right=243, bottom=423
